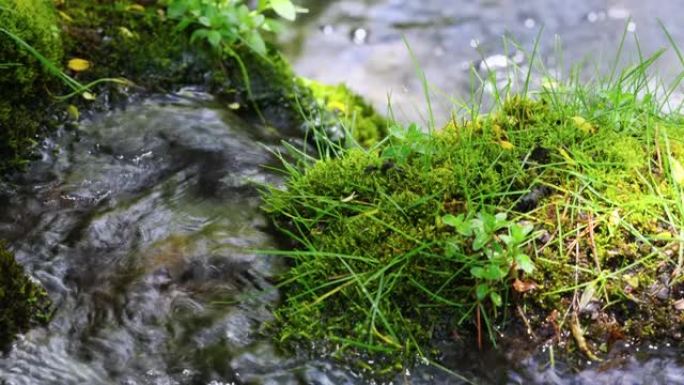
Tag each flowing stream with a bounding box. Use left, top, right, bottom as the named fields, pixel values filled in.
left=4, top=0, right=684, bottom=384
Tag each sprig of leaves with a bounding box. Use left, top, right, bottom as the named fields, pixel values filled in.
left=166, top=0, right=305, bottom=56
left=443, top=212, right=535, bottom=308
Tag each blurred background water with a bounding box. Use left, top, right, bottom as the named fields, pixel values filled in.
left=280, top=0, right=684, bottom=125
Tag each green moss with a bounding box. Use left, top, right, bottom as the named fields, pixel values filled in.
left=265, top=93, right=684, bottom=371
left=210, top=48, right=387, bottom=145
left=0, top=242, right=51, bottom=352
left=60, top=1, right=208, bottom=91
left=304, top=79, right=388, bottom=147
left=0, top=0, right=62, bottom=170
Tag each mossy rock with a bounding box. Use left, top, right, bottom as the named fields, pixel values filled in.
left=265, top=94, right=684, bottom=371
left=0, top=243, right=51, bottom=352
left=211, top=47, right=387, bottom=145
left=0, top=0, right=62, bottom=171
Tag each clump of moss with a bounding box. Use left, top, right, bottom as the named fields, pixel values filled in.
left=304, top=79, right=387, bottom=147
left=265, top=87, right=684, bottom=373
left=0, top=243, right=51, bottom=352
left=58, top=0, right=213, bottom=104
left=0, top=0, right=62, bottom=170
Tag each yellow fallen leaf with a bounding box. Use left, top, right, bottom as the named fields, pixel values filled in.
left=558, top=147, right=576, bottom=166
left=66, top=104, right=79, bottom=121
left=118, top=27, right=136, bottom=39
left=609, top=209, right=620, bottom=226
left=67, top=58, right=91, bottom=72
left=126, top=4, right=145, bottom=12
left=571, top=116, right=595, bottom=134
left=58, top=10, right=73, bottom=22
left=227, top=102, right=240, bottom=110
left=670, top=156, right=684, bottom=186
left=499, top=140, right=515, bottom=150
left=82, top=91, right=96, bottom=101
left=622, top=274, right=639, bottom=289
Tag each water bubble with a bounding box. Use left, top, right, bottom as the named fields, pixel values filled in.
left=469, top=38, right=480, bottom=48
left=351, top=27, right=368, bottom=44
left=479, top=54, right=510, bottom=71
left=608, top=7, right=630, bottom=19
left=587, top=12, right=598, bottom=23
left=524, top=18, right=536, bottom=29
left=320, top=24, right=334, bottom=35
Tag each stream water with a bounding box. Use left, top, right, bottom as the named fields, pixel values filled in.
left=282, top=0, right=684, bottom=125
left=3, top=1, right=684, bottom=384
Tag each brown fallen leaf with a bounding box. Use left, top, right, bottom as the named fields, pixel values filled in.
left=513, top=278, right=538, bottom=293
left=674, top=298, right=684, bottom=311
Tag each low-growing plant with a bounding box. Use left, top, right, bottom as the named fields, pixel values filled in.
left=442, top=212, right=535, bottom=310
left=166, top=0, right=304, bottom=57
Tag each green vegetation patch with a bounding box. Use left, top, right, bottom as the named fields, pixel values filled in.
left=264, top=81, right=684, bottom=371
left=0, top=0, right=62, bottom=170
left=0, top=243, right=51, bottom=352
left=305, top=79, right=388, bottom=147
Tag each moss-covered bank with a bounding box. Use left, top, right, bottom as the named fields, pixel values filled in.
left=0, top=0, right=386, bottom=172
left=265, top=87, right=684, bottom=372
left=0, top=243, right=50, bottom=352
left=0, top=0, right=62, bottom=170
left=0, top=0, right=386, bottom=355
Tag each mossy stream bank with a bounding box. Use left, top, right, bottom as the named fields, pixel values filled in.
left=3, top=0, right=684, bottom=383
left=0, top=0, right=385, bottom=358
left=265, top=92, right=684, bottom=375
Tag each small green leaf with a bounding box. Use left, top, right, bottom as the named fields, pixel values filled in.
left=245, top=30, right=266, bottom=55
left=476, top=283, right=489, bottom=300
left=670, top=156, right=684, bottom=186
left=470, top=267, right=485, bottom=279
left=490, top=292, right=502, bottom=307
left=442, top=214, right=463, bottom=228
left=472, top=233, right=489, bottom=251
left=515, top=254, right=535, bottom=273
left=270, top=0, right=297, bottom=21
left=207, top=30, right=222, bottom=47
left=482, top=264, right=507, bottom=280
left=443, top=214, right=473, bottom=236
left=198, top=15, right=211, bottom=27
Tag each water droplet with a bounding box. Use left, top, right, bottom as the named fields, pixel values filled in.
left=469, top=38, right=480, bottom=48
left=627, top=21, right=637, bottom=32
left=479, top=54, right=510, bottom=71
left=351, top=27, right=368, bottom=44
left=320, top=24, right=334, bottom=35
left=587, top=12, right=598, bottom=23
left=608, top=7, right=630, bottom=19
left=524, top=18, right=536, bottom=29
